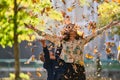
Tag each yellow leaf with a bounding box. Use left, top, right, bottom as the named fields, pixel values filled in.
left=36, top=72, right=42, bottom=77
left=79, top=61, right=84, bottom=66
left=67, top=6, right=75, bottom=12
left=85, top=53, right=94, bottom=59
left=118, top=46, right=120, bottom=51
left=77, top=30, right=84, bottom=36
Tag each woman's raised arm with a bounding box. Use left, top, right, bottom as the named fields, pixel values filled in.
left=24, top=23, right=60, bottom=44
left=83, top=20, right=120, bottom=45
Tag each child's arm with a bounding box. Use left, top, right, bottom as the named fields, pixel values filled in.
left=40, top=40, right=51, bottom=62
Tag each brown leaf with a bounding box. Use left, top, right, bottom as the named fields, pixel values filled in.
left=62, top=0, right=66, bottom=4
left=45, top=7, right=51, bottom=12
left=36, top=72, right=42, bottom=77
left=82, top=14, right=86, bottom=19
left=67, top=6, right=75, bottom=12
left=94, top=48, right=98, bottom=54
left=41, top=8, right=45, bottom=15
left=61, top=11, right=66, bottom=17
left=32, top=0, right=40, bottom=3
left=64, top=16, right=71, bottom=24
left=106, top=48, right=111, bottom=54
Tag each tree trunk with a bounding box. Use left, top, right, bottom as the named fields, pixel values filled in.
left=13, top=0, right=21, bottom=80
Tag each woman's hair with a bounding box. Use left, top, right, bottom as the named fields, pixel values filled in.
left=62, top=23, right=83, bottom=41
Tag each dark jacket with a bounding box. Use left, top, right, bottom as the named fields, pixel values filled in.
left=43, top=45, right=66, bottom=80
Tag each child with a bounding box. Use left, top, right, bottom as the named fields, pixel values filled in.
left=40, top=40, right=66, bottom=80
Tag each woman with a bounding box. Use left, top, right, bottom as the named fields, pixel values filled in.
left=25, top=21, right=119, bottom=80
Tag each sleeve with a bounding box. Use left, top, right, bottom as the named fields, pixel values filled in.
left=43, top=47, right=51, bottom=63
left=35, top=29, right=60, bottom=44
left=83, top=21, right=116, bottom=45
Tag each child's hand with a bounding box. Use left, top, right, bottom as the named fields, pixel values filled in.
left=39, top=39, right=46, bottom=47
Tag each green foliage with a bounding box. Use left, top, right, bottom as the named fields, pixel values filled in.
left=0, top=0, right=63, bottom=48
left=10, top=73, right=30, bottom=80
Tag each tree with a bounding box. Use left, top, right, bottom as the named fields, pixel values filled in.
left=0, top=0, right=63, bottom=79
left=97, top=1, right=120, bottom=35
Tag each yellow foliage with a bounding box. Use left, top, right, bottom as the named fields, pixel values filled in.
left=10, top=73, right=30, bottom=80
left=48, top=10, right=63, bottom=21
left=19, top=34, right=36, bottom=41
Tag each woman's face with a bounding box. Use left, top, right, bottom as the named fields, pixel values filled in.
left=62, top=23, right=80, bottom=41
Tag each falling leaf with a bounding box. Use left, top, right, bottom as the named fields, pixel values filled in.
left=88, top=22, right=97, bottom=33
left=94, top=48, right=98, bottom=54
left=36, top=72, right=42, bottom=77
left=118, top=46, right=120, bottom=51
left=41, top=8, right=45, bottom=15
left=85, top=53, right=94, bottom=59
left=82, top=14, right=86, bottom=19
left=67, top=6, right=75, bottom=12
left=77, top=30, right=84, bottom=37
left=31, top=55, right=35, bottom=61
left=61, top=0, right=66, bottom=4
left=106, top=48, right=111, bottom=54
left=61, top=11, right=66, bottom=17
left=45, top=7, right=51, bottom=12
left=27, top=72, right=32, bottom=77
left=79, top=61, right=84, bottom=66
left=64, top=16, right=71, bottom=24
